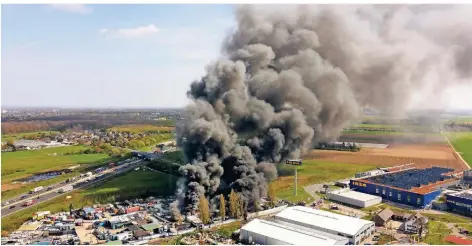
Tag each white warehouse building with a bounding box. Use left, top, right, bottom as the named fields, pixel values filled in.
left=274, top=206, right=375, bottom=244
left=326, top=189, right=382, bottom=208
left=240, top=219, right=349, bottom=245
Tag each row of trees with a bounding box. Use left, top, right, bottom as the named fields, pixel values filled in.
left=197, top=184, right=278, bottom=225
left=64, top=144, right=131, bottom=158
left=126, top=133, right=173, bottom=149
left=317, top=142, right=361, bottom=152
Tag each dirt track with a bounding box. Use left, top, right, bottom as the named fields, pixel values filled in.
left=304, top=143, right=468, bottom=171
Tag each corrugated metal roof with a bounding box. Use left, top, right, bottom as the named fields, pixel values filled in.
left=445, top=235, right=472, bottom=245
left=328, top=189, right=381, bottom=202
left=275, top=206, right=373, bottom=236
left=375, top=208, right=394, bottom=222
left=241, top=219, right=343, bottom=245
left=105, top=240, right=123, bottom=245
left=141, top=223, right=162, bottom=231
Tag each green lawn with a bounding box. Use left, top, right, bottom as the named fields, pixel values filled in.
left=1, top=146, right=114, bottom=200
left=446, top=132, right=472, bottom=167
left=1, top=146, right=108, bottom=181
left=161, top=150, right=185, bottom=164
left=211, top=221, right=242, bottom=237
left=273, top=160, right=377, bottom=202
left=1, top=170, right=177, bottom=234
left=423, top=221, right=451, bottom=245
left=84, top=170, right=177, bottom=200
left=422, top=212, right=471, bottom=224
left=457, top=223, right=472, bottom=233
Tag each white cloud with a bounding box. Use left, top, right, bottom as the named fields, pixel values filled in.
left=101, top=25, right=159, bottom=39
left=49, top=4, right=93, bottom=14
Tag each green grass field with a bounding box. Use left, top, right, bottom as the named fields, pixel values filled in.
left=422, top=212, right=471, bottom=224
left=1, top=170, right=177, bottom=234
left=423, top=221, right=451, bottom=245
left=84, top=170, right=177, bottom=199
left=109, top=124, right=174, bottom=133
left=1, top=131, right=59, bottom=142
left=342, top=130, right=441, bottom=136
left=445, top=132, right=472, bottom=167
left=273, top=160, right=377, bottom=202
left=1, top=146, right=113, bottom=200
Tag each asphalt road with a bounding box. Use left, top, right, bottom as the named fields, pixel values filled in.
left=1, top=147, right=179, bottom=218
left=2, top=175, right=79, bottom=207
left=1, top=159, right=144, bottom=218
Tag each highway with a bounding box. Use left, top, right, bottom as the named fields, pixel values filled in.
left=1, top=147, right=179, bottom=218
left=1, top=159, right=136, bottom=207
left=1, top=159, right=145, bottom=217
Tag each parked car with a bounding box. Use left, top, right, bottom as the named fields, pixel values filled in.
left=372, top=236, right=380, bottom=241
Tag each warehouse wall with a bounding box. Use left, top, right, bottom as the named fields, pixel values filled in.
left=240, top=230, right=288, bottom=245
left=350, top=180, right=442, bottom=208
left=326, top=192, right=381, bottom=208
left=446, top=195, right=472, bottom=217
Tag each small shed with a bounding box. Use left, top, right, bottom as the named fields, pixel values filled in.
left=141, top=223, right=163, bottom=234
left=373, top=208, right=394, bottom=226
left=392, top=211, right=410, bottom=222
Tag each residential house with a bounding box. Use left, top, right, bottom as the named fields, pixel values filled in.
left=373, top=208, right=394, bottom=226
left=392, top=211, right=410, bottom=222
left=403, top=213, right=428, bottom=234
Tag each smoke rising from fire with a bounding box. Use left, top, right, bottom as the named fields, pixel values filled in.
left=175, top=5, right=472, bottom=212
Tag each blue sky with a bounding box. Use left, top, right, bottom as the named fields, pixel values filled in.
left=2, top=4, right=235, bottom=108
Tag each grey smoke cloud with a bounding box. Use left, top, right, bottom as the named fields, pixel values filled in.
left=176, top=4, right=472, bottom=212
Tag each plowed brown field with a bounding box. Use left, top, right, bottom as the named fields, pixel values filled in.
left=303, top=142, right=468, bottom=171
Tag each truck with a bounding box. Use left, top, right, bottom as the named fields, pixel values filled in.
left=59, top=185, right=73, bottom=193
left=30, top=186, right=44, bottom=194
left=23, top=199, right=35, bottom=207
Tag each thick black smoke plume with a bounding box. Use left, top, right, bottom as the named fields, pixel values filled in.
left=176, top=5, right=472, bottom=212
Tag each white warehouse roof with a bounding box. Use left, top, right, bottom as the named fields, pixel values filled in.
left=275, top=206, right=373, bottom=236
left=328, top=189, right=381, bottom=202
left=241, top=219, right=345, bottom=245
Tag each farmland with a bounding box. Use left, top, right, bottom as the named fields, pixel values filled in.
left=1, top=131, right=59, bottom=142
left=272, top=160, right=377, bottom=202
left=445, top=132, right=472, bottom=167
left=1, top=146, right=112, bottom=199
left=304, top=141, right=467, bottom=171
left=1, top=170, right=177, bottom=233
left=109, top=124, right=174, bottom=134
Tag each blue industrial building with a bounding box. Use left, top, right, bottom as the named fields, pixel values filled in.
left=446, top=190, right=472, bottom=217
left=350, top=167, right=457, bottom=208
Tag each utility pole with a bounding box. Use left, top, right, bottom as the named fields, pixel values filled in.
left=294, top=166, right=298, bottom=196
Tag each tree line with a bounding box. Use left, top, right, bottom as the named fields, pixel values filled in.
left=195, top=183, right=277, bottom=224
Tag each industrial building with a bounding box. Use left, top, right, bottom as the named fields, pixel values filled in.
left=350, top=167, right=460, bottom=208
left=462, top=170, right=472, bottom=187
left=273, top=206, right=375, bottom=244
left=240, top=219, right=348, bottom=245
left=326, top=189, right=382, bottom=208
left=446, top=190, right=472, bottom=216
